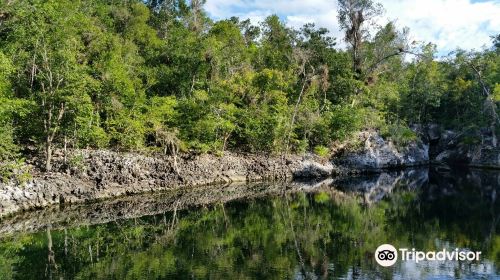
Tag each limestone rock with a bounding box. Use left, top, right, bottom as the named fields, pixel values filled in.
left=0, top=150, right=332, bottom=218
left=333, top=130, right=429, bottom=172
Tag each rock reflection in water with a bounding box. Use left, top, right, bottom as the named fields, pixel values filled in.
left=0, top=180, right=341, bottom=236
left=0, top=168, right=498, bottom=280
left=334, top=168, right=429, bottom=204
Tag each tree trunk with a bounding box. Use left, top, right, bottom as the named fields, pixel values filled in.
left=285, top=79, right=309, bottom=154
left=223, top=132, right=231, bottom=151
left=470, top=62, right=499, bottom=147
left=172, top=143, right=179, bottom=175
left=45, top=137, right=52, bottom=172
left=63, top=135, right=67, bottom=165
left=43, top=102, right=64, bottom=172
left=353, top=48, right=363, bottom=78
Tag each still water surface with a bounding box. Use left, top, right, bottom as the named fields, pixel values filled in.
left=0, top=168, right=498, bottom=279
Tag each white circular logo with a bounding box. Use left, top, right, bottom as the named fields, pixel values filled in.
left=375, top=244, right=398, bottom=267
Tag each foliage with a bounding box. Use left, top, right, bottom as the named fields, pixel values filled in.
left=325, top=105, right=363, bottom=142
left=67, top=154, right=86, bottom=171
left=380, top=123, right=417, bottom=147
left=313, top=145, right=330, bottom=157
left=0, top=0, right=498, bottom=168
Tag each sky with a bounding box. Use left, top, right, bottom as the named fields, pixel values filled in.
left=204, top=0, right=500, bottom=56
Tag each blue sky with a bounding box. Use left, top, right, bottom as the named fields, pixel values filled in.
left=204, top=0, right=500, bottom=55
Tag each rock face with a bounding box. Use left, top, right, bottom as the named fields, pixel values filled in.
left=0, top=150, right=334, bottom=218
left=436, top=144, right=500, bottom=169
left=469, top=147, right=500, bottom=168
left=429, top=126, right=500, bottom=169
left=333, top=130, right=429, bottom=172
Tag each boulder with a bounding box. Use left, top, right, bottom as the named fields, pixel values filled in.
left=432, top=127, right=500, bottom=169
left=333, top=130, right=429, bottom=172
left=293, top=160, right=334, bottom=178
left=469, top=147, right=500, bottom=168
left=426, top=124, right=442, bottom=142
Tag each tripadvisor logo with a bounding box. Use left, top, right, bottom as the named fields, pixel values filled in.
left=375, top=244, right=398, bottom=267
left=374, top=244, right=482, bottom=267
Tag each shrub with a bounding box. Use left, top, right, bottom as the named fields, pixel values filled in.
left=327, top=105, right=363, bottom=142
left=106, top=113, right=147, bottom=150
left=381, top=124, right=417, bottom=147
left=0, top=159, right=32, bottom=184
left=68, top=154, right=86, bottom=171
left=290, top=138, right=308, bottom=154
left=313, top=145, right=330, bottom=158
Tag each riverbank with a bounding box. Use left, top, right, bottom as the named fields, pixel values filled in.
left=5, top=125, right=499, bottom=219
left=0, top=168, right=430, bottom=235
left=2, top=166, right=497, bottom=238
left=0, top=150, right=336, bottom=218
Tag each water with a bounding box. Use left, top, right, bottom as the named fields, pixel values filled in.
left=0, top=168, right=498, bottom=280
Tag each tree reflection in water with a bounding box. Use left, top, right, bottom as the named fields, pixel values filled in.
left=0, top=168, right=498, bottom=279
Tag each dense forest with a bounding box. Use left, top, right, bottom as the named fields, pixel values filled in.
left=0, top=0, right=499, bottom=177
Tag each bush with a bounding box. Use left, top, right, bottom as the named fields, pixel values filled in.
left=313, top=145, right=330, bottom=158
left=292, top=139, right=309, bottom=154
left=0, top=125, right=18, bottom=162
left=68, top=154, right=86, bottom=171
left=327, top=105, right=363, bottom=142
left=106, top=113, right=147, bottom=150
left=381, top=124, right=417, bottom=147
left=0, top=160, right=32, bottom=184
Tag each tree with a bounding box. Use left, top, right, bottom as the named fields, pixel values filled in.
left=337, top=0, right=383, bottom=79
left=462, top=51, right=500, bottom=146
left=4, top=0, right=93, bottom=171
left=364, top=22, right=411, bottom=81
left=399, top=44, right=444, bottom=124
left=236, top=18, right=261, bottom=47
left=204, top=20, right=248, bottom=81
left=258, top=15, right=295, bottom=71
left=0, top=51, right=19, bottom=163
left=188, top=0, right=207, bottom=32
left=492, top=34, right=500, bottom=51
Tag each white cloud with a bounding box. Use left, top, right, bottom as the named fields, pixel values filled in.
left=204, top=0, right=500, bottom=55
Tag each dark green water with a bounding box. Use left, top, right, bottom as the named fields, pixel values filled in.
left=0, top=168, right=498, bottom=280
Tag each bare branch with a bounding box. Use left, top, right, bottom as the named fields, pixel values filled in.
left=366, top=49, right=431, bottom=76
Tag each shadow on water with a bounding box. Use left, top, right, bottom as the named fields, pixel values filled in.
left=0, top=167, right=498, bottom=279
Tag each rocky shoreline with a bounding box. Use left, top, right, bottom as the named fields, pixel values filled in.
left=0, top=150, right=337, bottom=218
left=2, top=125, right=499, bottom=219
left=0, top=179, right=345, bottom=235
left=0, top=168, right=433, bottom=236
